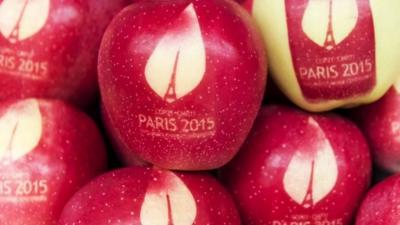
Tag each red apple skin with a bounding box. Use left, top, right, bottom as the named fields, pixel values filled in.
left=350, top=85, right=400, bottom=173
left=100, top=104, right=149, bottom=167
left=0, top=0, right=129, bottom=108
left=98, top=0, right=266, bottom=170
left=0, top=99, right=107, bottom=225
left=220, top=105, right=372, bottom=225
left=59, top=166, right=241, bottom=225
left=235, top=0, right=253, bottom=12
left=355, top=174, right=400, bottom=225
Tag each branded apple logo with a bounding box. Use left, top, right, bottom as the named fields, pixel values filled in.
left=302, top=0, right=358, bottom=50
left=0, top=0, right=50, bottom=44
left=145, top=3, right=206, bottom=103
left=140, top=170, right=197, bottom=225
left=59, top=167, right=241, bottom=224
left=244, top=0, right=400, bottom=111
left=0, top=99, right=107, bottom=225
left=283, top=118, right=338, bottom=208
left=220, top=105, right=371, bottom=225
left=99, top=0, right=267, bottom=170
left=0, top=99, right=42, bottom=162
left=0, top=0, right=128, bottom=107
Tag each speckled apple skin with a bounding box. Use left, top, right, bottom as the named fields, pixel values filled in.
left=0, top=0, right=128, bottom=108
left=351, top=86, right=400, bottom=173
left=220, top=105, right=372, bottom=225
left=101, top=104, right=149, bottom=167
left=355, top=175, right=400, bottom=225
left=0, top=99, right=107, bottom=225
left=59, top=166, right=241, bottom=225
left=242, top=0, right=400, bottom=112
left=98, top=0, right=266, bottom=170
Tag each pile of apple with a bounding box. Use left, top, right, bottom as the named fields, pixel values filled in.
left=0, top=0, right=399, bottom=224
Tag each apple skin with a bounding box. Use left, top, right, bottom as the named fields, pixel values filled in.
left=98, top=0, right=267, bottom=170
left=59, top=166, right=241, bottom=225
left=0, top=98, right=107, bottom=225
left=243, top=0, right=400, bottom=112
left=350, top=81, right=400, bottom=173
left=0, top=0, right=129, bottom=108
left=220, top=105, right=372, bottom=225
left=100, top=104, right=149, bottom=167
left=355, top=174, right=400, bottom=225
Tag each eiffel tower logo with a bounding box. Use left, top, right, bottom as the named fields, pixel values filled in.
left=164, top=51, right=180, bottom=103
left=8, top=0, right=29, bottom=44
left=302, top=0, right=358, bottom=50
left=140, top=170, right=197, bottom=225
left=323, top=0, right=335, bottom=50
left=301, top=160, right=315, bottom=208
left=0, top=0, right=50, bottom=43
left=283, top=118, right=338, bottom=208
left=145, top=3, right=206, bottom=104
left=0, top=99, right=42, bottom=162
left=166, top=194, right=174, bottom=225
left=2, top=122, right=18, bottom=165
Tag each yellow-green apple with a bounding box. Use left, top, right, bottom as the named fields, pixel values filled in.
left=351, top=79, right=400, bottom=173
left=98, top=0, right=267, bottom=170
left=243, top=0, right=400, bottom=112
left=59, top=166, right=241, bottom=225
left=0, top=0, right=128, bottom=107
left=0, top=98, right=107, bottom=225
left=355, top=174, right=400, bottom=225
left=220, top=105, right=372, bottom=225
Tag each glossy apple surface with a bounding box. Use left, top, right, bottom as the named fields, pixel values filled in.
left=220, top=105, right=372, bottom=225
left=0, top=0, right=128, bottom=107
left=351, top=79, right=400, bottom=173
left=101, top=104, right=148, bottom=167
left=98, top=0, right=267, bottom=170
left=0, top=98, right=107, bottom=225
left=356, top=174, right=400, bottom=225
left=59, top=166, right=241, bottom=225
left=244, top=0, right=400, bottom=112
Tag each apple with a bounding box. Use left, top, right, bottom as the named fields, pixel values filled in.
left=0, top=0, right=129, bottom=107
left=98, top=0, right=267, bottom=170
left=355, top=174, right=400, bottom=225
left=0, top=98, right=107, bottom=225
left=100, top=104, right=149, bottom=167
left=59, top=166, right=241, bottom=225
left=350, top=79, right=400, bottom=173
left=220, top=105, right=372, bottom=225
left=243, top=0, right=400, bottom=112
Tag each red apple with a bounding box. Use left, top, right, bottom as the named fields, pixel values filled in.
left=101, top=104, right=148, bottom=167
left=355, top=174, right=400, bottom=225
left=220, top=105, right=372, bottom=225
left=0, top=0, right=129, bottom=107
left=0, top=98, right=107, bottom=225
left=351, top=79, right=400, bottom=173
left=98, top=0, right=267, bottom=170
left=243, top=0, right=400, bottom=112
left=59, top=166, right=241, bottom=225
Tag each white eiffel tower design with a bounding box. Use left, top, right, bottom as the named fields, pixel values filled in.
left=323, top=0, right=335, bottom=50
left=8, top=0, right=29, bottom=44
